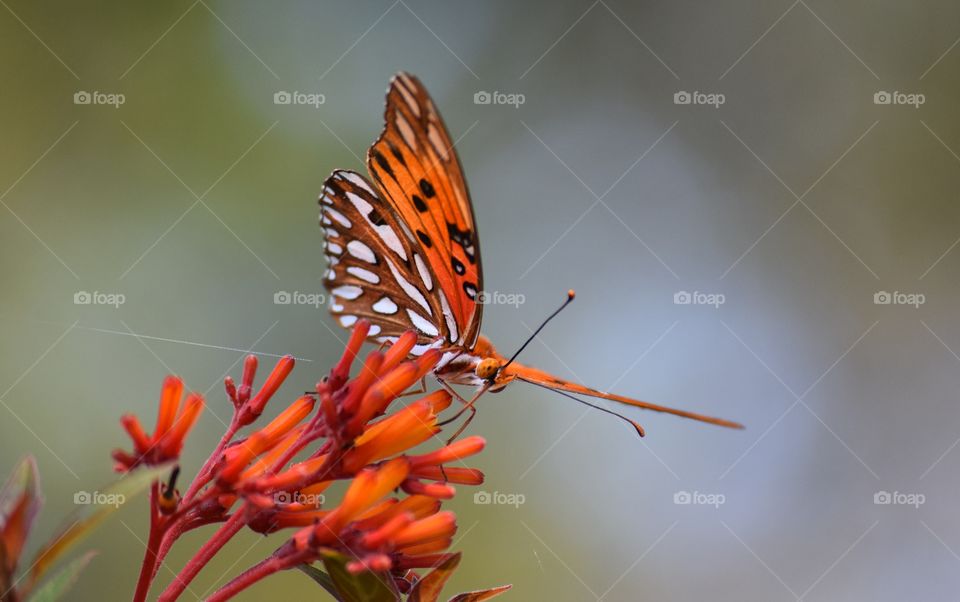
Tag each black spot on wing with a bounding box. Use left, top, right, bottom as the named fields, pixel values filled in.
left=412, top=194, right=428, bottom=212
left=373, top=151, right=394, bottom=178
left=367, top=208, right=387, bottom=227
left=387, top=142, right=406, bottom=166
left=419, top=178, right=436, bottom=198
left=416, top=230, right=432, bottom=248
left=463, top=282, right=478, bottom=300
left=451, top=257, right=465, bottom=275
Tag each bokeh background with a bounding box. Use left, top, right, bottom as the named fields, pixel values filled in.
left=2, top=1, right=960, bottom=600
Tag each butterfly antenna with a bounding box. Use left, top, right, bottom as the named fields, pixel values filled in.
left=525, top=379, right=645, bottom=437
left=500, top=290, right=576, bottom=375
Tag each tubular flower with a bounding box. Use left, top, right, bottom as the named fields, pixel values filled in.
left=112, top=376, right=204, bottom=471
left=117, top=321, right=491, bottom=602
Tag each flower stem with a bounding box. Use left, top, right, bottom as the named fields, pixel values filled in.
left=157, top=508, right=246, bottom=601
left=150, top=517, right=185, bottom=581
left=133, top=484, right=164, bottom=602
left=181, top=419, right=239, bottom=504
left=206, top=549, right=308, bottom=602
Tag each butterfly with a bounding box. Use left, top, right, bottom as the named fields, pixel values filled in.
left=319, top=72, right=742, bottom=437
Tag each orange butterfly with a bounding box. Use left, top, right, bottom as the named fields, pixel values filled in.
left=319, top=72, right=742, bottom=437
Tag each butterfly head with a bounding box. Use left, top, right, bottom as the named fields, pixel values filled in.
left=467, top=336, right=514, bottom=391
left=475, top=357, right=501, bottom=381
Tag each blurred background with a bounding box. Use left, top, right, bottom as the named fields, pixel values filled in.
left=2, top=1, right=960, bottom=600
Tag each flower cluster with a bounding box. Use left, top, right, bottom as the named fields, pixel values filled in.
left=114, top=321, right=493, bottom=602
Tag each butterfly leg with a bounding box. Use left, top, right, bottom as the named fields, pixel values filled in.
left=444, top=404, right=478, bottom=446
left=435, top=380, right=473, bottom=425
left=436, top=380, right=490, bottom=445
left=398, top=376, right=428, bottom=398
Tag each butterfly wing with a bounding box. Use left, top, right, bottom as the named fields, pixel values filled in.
left=365, top=72, right=483, bottom=349
left=320, top=169, right=449, bottom=349
left=503, top=362, right=744, bottom=430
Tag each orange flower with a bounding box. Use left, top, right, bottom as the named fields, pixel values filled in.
left=217, top=396, right=315, bottom=484
left=112, top=376, right=204, bottom=471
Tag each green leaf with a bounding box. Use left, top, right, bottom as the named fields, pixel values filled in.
left=447, top=585, right=512, bottom=602
left=297, top=563, right=342, bottom=600
left=25, top=462, right=174, bottom=592
left=26, top=551, right=96, bottom=602
left=320, top=550, right=399, bottom=602
left=408, top=553, right=460, bottom=602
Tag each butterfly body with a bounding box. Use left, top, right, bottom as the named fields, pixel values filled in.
left=320, top=72, right=742, bottom=434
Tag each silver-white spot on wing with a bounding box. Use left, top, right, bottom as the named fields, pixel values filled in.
left=347, top=240, right=377, bottom=263
left=331, top=285, right=363, bottom=300
left=341, top=171, right=376, bottom=193
left=372, top=296, right=399, bottom=315
left=327, top=242, right=343, bottom=255
left=345, top=191, right=373, bottom=214
left=411, top=339, right=444, bottom=356
left=414, top=254, right=433, bottom=291
left=346, top=266, right=380, bottom=284
left=339, top=315, right=358, bottom=327
left=375, top=224, right=407, bottom=261
left=324, top=208, right=351, bottom=228
left=438, top=289, right=458, bottom=343
left=406, top=309, right=439, bottom=337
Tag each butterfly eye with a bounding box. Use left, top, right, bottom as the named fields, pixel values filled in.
left=475, top=358, right=500, bottom=381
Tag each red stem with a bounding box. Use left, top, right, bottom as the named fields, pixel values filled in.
left=157, top=507, right=247, bottom=601
left=133, top=484, right=166, bottom=602
left=150, top=517, right=185, bottom=582
left=182, top=418, right=240, bottom=504
left=206, top=550, right=309, bottom=602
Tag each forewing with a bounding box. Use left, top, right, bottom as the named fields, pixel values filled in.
left=366, top=72, right=483, bottom=349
